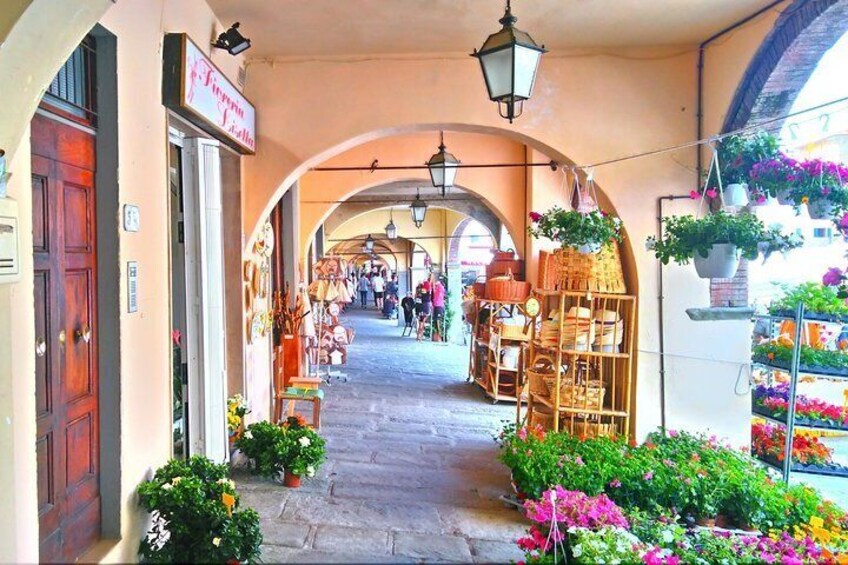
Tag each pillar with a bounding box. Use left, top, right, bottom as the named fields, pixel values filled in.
left=446, top=262, right=463, bottom=345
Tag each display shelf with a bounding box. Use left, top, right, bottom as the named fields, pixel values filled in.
left=750, top=305, right=848, bottom=483
left=768, top=309, right=848, bottom=324
left=751, top=408, right=848, bottom=433
left=519, top=290, right=636, bottom=439
left=751, top=359, right=848, bottom=379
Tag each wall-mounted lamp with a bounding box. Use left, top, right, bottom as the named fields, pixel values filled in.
left=213, top=22, right=251, bottom=55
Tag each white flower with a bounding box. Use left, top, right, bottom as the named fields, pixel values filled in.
left=610, top=559, right=621, bottom=565
left=661, top=529, right=674, bottom=543
left=161, top=483, right=173, bottom=491
left=216, top=478, right=235, bottom=489
left=212, top=537, right=221, bottom=547
left=571, top=544, right=582, bottom=558
left=171, top=476, right=182, bottom=485
left=305, top=465, right=315, bottom=477
left=243, top=430, right=253, bottom=440
left=298, top=436, right=311, bottom=447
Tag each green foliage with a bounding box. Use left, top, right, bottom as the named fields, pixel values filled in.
left=498, top=425, right=843, bottom=531
left=235, top=420, right=288, bottom=479
left=279, top=416, right=327, bottom=477
left=647, top=211, right=770, bottom=265
left=710, top=132, right=781, bottom=186
left=769, top=282, right=848, bottom=318
left=136, top=456, right=262, bottom=564
left=528, top=207, right=623, bottom=250
left=753, top=342, right=848, bottom=372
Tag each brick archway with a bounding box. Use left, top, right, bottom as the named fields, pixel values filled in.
left=723, top=0, right=848, bottom=132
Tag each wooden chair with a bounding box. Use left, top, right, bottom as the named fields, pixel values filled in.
left=275, top=387, right=324, bottom=428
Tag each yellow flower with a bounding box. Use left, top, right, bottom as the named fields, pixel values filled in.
left=801, top=196, right=810, bottom=204
left=212, top=537, right=221, bottom=547
left=810, top=516, right=825, bottom=529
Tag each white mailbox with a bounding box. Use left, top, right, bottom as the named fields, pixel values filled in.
left=0, top=198, right=21, bottom=283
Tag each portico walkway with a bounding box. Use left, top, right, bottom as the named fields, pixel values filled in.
left=235, top=308, right=527, bottom=563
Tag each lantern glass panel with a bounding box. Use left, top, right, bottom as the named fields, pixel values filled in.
left=514, top=45, right=542, bottom=98
left=480, top=48, right=513, bottom=100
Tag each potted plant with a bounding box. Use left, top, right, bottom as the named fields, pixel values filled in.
left=137, top=456, right=262, bottom=563
left=227, top=394, right=250, bottom=452
left=647, top=211, right=770, bottom=279
left=711, top=133, right=781, bottom=206
left=769, top=282, right=848, bottom=322
left=528, top=207, right=623, bottom=255
left=792, top=159, right=848, bottom=219
left=279, top=415, right=326, bottom=487
left=235, top=420, right=288, bottom=480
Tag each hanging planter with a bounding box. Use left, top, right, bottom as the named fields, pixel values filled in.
left=647, top=211, right=798, bottom=280
left=807, top=200, right=834, bottom=220
left=723, top=183, right=749, bottom=207
left=576, top=242, right=602, bottom=255
left=693, top=243, right=740, bottom=279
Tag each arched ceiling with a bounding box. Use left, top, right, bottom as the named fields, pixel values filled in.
left=320, top=181, right=501, bottom=239
left=208, top=0, right=779, bottom=58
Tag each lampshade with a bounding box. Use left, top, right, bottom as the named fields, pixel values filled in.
left=364, top=234, right=375, bottom=251
left=471, top=1, right=546, bottom=123
left=410, top=192, right=428, bottom=228
left=427, top=133, right=460, bottom=197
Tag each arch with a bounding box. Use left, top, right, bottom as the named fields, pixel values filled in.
left=447, top=216, right=477, bottom=265
left=722, top=0, right=848, bottom=132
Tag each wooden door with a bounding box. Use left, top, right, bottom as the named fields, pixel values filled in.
left=32, top=114, right=100, bottom=563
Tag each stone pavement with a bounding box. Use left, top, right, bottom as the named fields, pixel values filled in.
left=234, top=307, right=527, bottom=563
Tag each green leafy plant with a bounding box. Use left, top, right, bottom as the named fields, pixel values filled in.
left=279, top=415, right=326, bottom=477
left=647, top=211, right=770, bottom=265
left=710, top=132, right=781, bottom=186
left=528, top=207, right=622, bottom=251
left=753, top=342, right=848, bottom=372
left=137, top=456, right=262, bottom=563
left=769, top=282, right=848, bottom=318
left=235, top=420, right=287, bottom=479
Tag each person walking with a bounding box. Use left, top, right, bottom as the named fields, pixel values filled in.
left=357, top=273, right=370, bottom=309
left=401, top=291, right=415, bottom=336
left=416, top=280, right=432, bottom=342
left=432, top=277, right=446, bottom=342
left=372, top=271, right=385, bottom=310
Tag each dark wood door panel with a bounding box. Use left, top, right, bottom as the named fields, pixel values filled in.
left=63, top=269, right=93, bottom=403
left=33, top=270, right=52, bottom=417
left=31, top=114, right=95, bottom=171
left=31, top=173, right=50, bottom=254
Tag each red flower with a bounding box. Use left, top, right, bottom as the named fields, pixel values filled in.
left=529, top=211, right=543, bottom=222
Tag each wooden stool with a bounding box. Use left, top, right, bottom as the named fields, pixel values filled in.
left=275, top=387, right=324, bottom=428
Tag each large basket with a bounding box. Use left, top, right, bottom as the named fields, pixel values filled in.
left=526, top=355, right=555, bottom=398
left=541, top=244, right=626, bottom=294
left=485, top=271, right=531, bottom=302
left=499, top=323, right=531, bottom=341
left=562, top=419, right=616, bottom=439
left=543, top=378, right=606, bottom=408
left=530, top=405, right=554, bottom=429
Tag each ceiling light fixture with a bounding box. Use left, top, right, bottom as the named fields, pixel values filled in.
left=385, top=209, right=398, bottom=241
left=364, top=234, right=375, bottom=252
left=213, top=22, right=252, bottom=55
left=410, top=190, right=428, bottom=229
left=427, top=131, right=460, bottom=197
left=471, top=0, right=547, bottom=123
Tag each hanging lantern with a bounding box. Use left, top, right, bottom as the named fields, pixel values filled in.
left=364, top=234, right=375, bottom=252
left=471, top=0, right=547, bottom=123
left=385, top=209, right=398, bottom=241
left=427, top=132, right=460, bottom=197
left=410, top=191, right=428, bottom=229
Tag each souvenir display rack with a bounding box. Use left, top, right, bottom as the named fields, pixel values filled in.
left=519, top=290, right=636, bottom=439
left=467, top=297, right=531, bottom=403
left=307, top=256, right=354, bottom=384
left=751, top=303, right=848, bottom=482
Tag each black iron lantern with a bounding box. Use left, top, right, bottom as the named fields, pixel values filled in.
left=385, top=209, right=398, bottom=241
left=471, top=0, right=546, bottom=123
left=427, top=132, right=460, bottom=197
left=213, top=22, right=252, bottom=55
left=410, top=190, right=428, bottom=229
left=364, top=234, right=375, bottom=252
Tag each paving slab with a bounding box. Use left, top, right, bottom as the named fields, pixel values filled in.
left=469, top=538, right=526, bottom=563
left=393, top=532, right=474, bottom=562
left=259, top=519, right=310, bottom=548
left=312, top=525, right=390, bottom=555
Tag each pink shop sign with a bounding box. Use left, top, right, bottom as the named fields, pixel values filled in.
left=163, top=33, right=256, bottom=155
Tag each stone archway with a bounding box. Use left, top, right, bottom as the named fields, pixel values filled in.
left=723, top=0, right=848, bottom=132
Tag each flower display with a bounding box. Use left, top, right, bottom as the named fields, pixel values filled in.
left=227, top=394, right=250, bottom=434
left=527, top=207, right=623, bottom=252
left=751, top=421, right=833, bottom=467
left=753, top=384, right=848, bottom=429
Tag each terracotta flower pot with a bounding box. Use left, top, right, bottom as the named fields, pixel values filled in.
left=283, top=471, right=302, bottom=488
left=715, top=514, right=730, bottom=528
left=696, top=517, right=716, bottom=527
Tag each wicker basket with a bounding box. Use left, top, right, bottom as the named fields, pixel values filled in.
left=542, top=244, right=626, bottom=294
left=526, top=355, right=555, bottom=397
left=485, top=270, right=531, bottom=302
left=543, top=378, right=606, bottom=408
left=530, top=405, right=554, bottom=429
left=563, top=419, right=616, bottom=439
left=473, top=281, right=486, bottom=299
left=499, top=323, right=531, bottom=341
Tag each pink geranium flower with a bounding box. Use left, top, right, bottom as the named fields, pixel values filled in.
left=529, top=211, right=542, bottom=222
left=823, top=267, right=844, bottom=287
left=689, top=190, right=700, bottom=200
left=706, top=188, right=718, bottom=199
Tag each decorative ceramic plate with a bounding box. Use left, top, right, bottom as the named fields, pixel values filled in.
left=250, top=312, right=264, bottom=343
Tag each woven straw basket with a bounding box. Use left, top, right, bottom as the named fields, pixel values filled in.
left=543, top=378, right=606, bottom=408
left=563, top=419, right=615, bottom=439
left=530, top=405, right=555, bottom=429
left=485, top=270, right=531, bottom=302
left=538, top=244, right=626, bottom=294
left=526, top=355, right=556, bottom=398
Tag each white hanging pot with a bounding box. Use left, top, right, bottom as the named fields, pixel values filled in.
left=807, top=200, right=834, bottom=220
left=693, top=243, right=740, bottom=279
left=723, top=183, right=749, bottom=207
left=576, top=242, right=601, bottom=255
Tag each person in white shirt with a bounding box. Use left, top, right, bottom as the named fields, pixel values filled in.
left=371, top=273, right=385, bottom=310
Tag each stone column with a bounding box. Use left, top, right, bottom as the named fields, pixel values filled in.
left=446, top=262, right=463, bottom=345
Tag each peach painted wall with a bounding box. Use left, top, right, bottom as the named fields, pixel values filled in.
left=0, top=0, right=248, bottom=562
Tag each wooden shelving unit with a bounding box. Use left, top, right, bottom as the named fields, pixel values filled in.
left=467, top=298, right=531, bottom=404
left=519, top=289, right=636, bottom=439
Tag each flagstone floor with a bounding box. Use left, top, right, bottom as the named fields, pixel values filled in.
left=234, top=307, right=527, bottom=563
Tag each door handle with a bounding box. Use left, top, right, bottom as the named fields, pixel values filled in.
left=75, top=324, right=91, bottom=344
left=35, top=338, right=46, bottom=357
left=58, top=330, right=66, bottom=346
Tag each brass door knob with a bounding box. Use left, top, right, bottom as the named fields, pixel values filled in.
left=58, top=330, right=66, bottom=345
left=75, top=324, right=91, bottom=344
left=35, top=338, right=46, bottom=357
